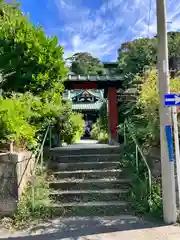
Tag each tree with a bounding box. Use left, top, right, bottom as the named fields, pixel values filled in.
left=137, top=70, right=180, bottom=146
left=117, top=38, right=157, bottom=88
left=0, top=2, right=85, bottom=148
left=168, top=31, right=180, bottom=57
left=67, top=52, right=104, bottom=75
left=0, top=2, right=67, bottom=95
left=117, top=32, right=180, bottom=88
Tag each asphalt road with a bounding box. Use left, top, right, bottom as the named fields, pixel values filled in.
left=0, top=216, right=180, bottom=240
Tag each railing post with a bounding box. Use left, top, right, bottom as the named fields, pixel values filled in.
left=124, top=123, right=126, bottom=145
left=125, top=120, right=152, bottom=201
left=135, top=145, right=138, bottom=172
left=30, top=175, right=36, bottom=212
left=49, top=126, right=52, bottom=149
left=10, top=141, right=14, bottom=152
left=40, top=151, right=43, bottom=172
left=32, top=184, right=35, bottom=212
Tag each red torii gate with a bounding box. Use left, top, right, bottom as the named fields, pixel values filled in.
left=64, top=75, right=123, bottom=144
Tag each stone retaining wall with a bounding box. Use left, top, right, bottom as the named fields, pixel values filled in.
left=0, top=152, right=35, bottom=216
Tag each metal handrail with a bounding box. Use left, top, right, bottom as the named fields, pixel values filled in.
left=17, top=125, right=51, bottom=190
left=123, top=119, right=152, bottom=199
left=9, top=125, right=52, bottom=204
left=31, top=124, right=52, bottom=210
left=32, top=125, right=51, bottom=174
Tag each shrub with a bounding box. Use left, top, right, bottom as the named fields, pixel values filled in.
left=137, top=69, right=180, bottom=147
left=98, top=100, right=108, bottom=131
left=119, top=70, right=180, bottom=148
left=0, top=2, right=67, bottom=95
left=12, top=169, right=54, bottom=230
left=53, top=105, right=84, bottom=145
left=0, top=91, right=65, bottom=149
left=118, top=70, right=180, bottom=219
left=91, top=119, right=108, bottom=143
left=91, top=101, right=108, bottom=143
left=0, top=94, right=37, bottom=149
left=0, top=91, right=84, bottom=149
left=70, top=113, right=85, bottom=143
left=120, top=138, right=163, bottom=219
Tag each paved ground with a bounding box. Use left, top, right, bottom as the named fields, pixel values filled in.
left=0, top=216, right=180, bottom=240
left=53, top=139, right=110, bottom=150
left=76, top=139, right=99, bottom=145
left=52, top=139, right=120, bottom=151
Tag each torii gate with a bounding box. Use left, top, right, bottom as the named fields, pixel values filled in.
left=64, top=74, right=123, bottom=144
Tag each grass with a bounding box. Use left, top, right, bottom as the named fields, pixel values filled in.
left=1, top=167, right=55, bottom=230
left=120, top=144, right=163, bottom=221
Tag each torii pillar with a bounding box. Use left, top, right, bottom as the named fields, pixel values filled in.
left=107, top=87, right=118, bottom=145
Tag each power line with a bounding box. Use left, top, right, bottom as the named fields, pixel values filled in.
left=120, top=16, right=143, bottom=43
left=147, top=0, right=152, bottom=37
left=119, top=2, right=152, bottom=48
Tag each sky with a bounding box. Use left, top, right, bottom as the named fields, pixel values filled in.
left=17, top=0, right=180, bottom=62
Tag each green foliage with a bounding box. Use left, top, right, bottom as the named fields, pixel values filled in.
left=120, top=141, right=163, bottom=219
left=118, top=96, right=141, bottom=125
left=118, top=38, right=157, bottom=88
left=118, top=32, right=180, bottom=88
left=148, top=182, right=163, bottom=218
left=13, top=169, right=54, bottom=230
left=0, top=0, right=4, bottom=9
left=0, top=3, right=87, bottom=228
left=168, top=32, right=180, bottom=57
left=0, top=94, right=37, bottom=149
left=137, top=69, right=180, bottom=146
left=53, top=104, right=84, bottom=145
left=0, top=92, right=84, bottom=149
left=0, top=3, right=91, bottom=149
left=117, top=32, right=180, bottom=221
left=118, top=70, right=180, bottom=219
left=118, top=32, right=180, bottom=129
left=91, top=119, right=108, bottom=143
left=0, top=2, right=67, bottom=95
left=61, top=112, right=84, bottom=144
left=67, top=52, right=105, bottom=75
left=69, top=113, right=84, bottom=143
left=98, top=100, right=108, bottom=130
left=129, top=176, right=163, bottom=218
left=118, top=70, right=180, bottom=148
left=91, top=101, right=108, bottom=143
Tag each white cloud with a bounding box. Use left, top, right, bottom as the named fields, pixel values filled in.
left=72, top=35, right=81, bottom=48
left=53, top=0, right=180, bottom=61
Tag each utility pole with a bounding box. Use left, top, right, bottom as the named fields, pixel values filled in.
left=156, top=0, right=177, bottom=223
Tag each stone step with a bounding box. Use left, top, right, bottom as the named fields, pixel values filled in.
left=47, top=201, right=130, bottom=217
left=50, top=145, right=122, bottom=156
left=49, top=178, right=131, bottom=191
left=51, top=153, right=120, bottom=163
left=49, top=161, right=120, bottom=171
left=50, top=189, right=129, bottom=203
left=52, top=169, right=124, bottom=180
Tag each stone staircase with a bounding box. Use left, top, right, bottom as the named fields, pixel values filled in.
left=47, top=145, right=131, bottom=216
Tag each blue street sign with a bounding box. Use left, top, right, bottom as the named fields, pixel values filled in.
left=165, top=125, right=174, bottom=162
left=164, top=94, right=180, bottom=106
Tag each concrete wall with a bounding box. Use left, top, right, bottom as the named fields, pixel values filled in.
left=145, top=146, right=161, bottom=179
left=0, top=152, right=35, bottom=216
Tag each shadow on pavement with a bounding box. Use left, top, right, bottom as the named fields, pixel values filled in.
left=0, top=216, right=165, bottom=240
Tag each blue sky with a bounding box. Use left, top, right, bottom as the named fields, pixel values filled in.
left=18, top=0, right=180, bottom=62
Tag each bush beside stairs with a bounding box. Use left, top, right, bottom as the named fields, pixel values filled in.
left=47, top=145, right=132, bottom=217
